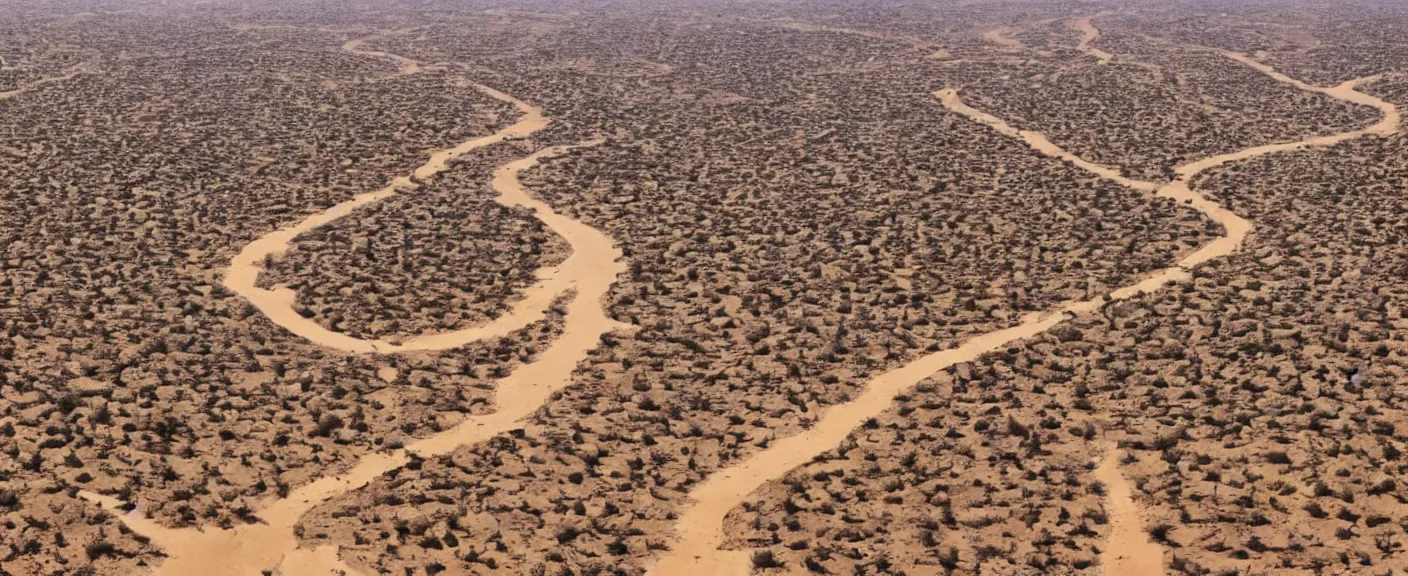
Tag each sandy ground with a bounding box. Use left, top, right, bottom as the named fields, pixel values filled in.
left=982, top=27, right=1023, bottom=49
left=343, top=31, right=423, bottom=76
left=7, top=7, right=1405, bottom=576
left=86, top=136, right=627, bottom=575
left=952, top=22, right=1382, bottom=182
left=0, top=61, right=87, bottom=100
left=646, top=51, right=1399, bottom=576
left=81, top=39, right=630, bottom=576
left=224, top=85, right=558, bottom=354
left=1094, top=449, right=1165, bottom=576
left=1069, top=17, right=1113, bottom=64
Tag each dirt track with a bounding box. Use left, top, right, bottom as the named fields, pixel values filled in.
left=646, top=50, right=1399, bottom=576
left=71, top=21, right=1403, bottom=576
left=0, top=62, right=87, bottom=101
left=80, top=37, right=630, bottom=576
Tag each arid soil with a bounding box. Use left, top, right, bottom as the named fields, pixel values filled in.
left=1, top=14, right=572, bottom=576
left=3, top=2, right=1408, bottom=576
left=257, top=142, right=570, bottom=342
left=713, top=18, right=1404, bottom=576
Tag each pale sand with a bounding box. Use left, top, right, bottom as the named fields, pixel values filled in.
left=935, top=88, right=1159, bottom=192
left=647, top=54, right=1398, bottom=576
left=221, top=83, right=564, bottom=354
left=982, top=27, right=1023, bottom=49
left=81, top=42, right=630, bottom=576
left=1094, top=450, right=1164, bottom=576
left=342, top=30, right=423, bottom=75
left=1069, top=17, right=1113, bottom=64
left=0, top=62, right=88, bottom=101
left=773, top=19, right=946, bottom=56
left=84, top=135, right=628, bottom=576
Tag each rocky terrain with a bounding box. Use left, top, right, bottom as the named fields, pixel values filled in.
left=0, top=13, right=565, bottom=575
left=715, top=12, right=1408, bottom=576
left=2, top=1, right=1406, bottom=576
left=258, top=141, right=571, bottom=342
left=727, top=127, right=1408, bottom=575
left=953, top=26, right=1380, bottom=182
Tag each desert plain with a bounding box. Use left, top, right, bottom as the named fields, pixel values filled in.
left=2, top=0, right=1408, bottom=575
